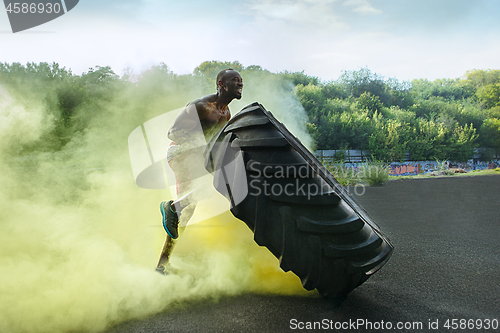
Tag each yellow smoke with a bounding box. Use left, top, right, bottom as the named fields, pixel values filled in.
left=0, top=71, right=316, bottom=333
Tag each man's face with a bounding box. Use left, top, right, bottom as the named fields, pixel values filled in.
left=221, top=71, right=243, bottom=100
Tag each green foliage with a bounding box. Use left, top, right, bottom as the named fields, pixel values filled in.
left=326, top=163, right=360, bottom=186
left=356, top=92, right=383, bottom=116
left=380, top=105, right=415, bottom=122
left=1, top=61, right=497, bottom=163
left=452, top=99, right=484, bottom=129
left=368, top=115, right=408, bottom=162
left=306, top=123, right=320, bottom=144
left=476, top=82, right=500, bottom=108
left=359, top=160, right=390, bottom=186
left=462, top=69, right=500, bottom=89
left=319, top=110, right=371, bottom=150
left=295, top=83, right=326, bottom=123
left=325, top=98, right=352, bottom=115
left=405, top=118, right=438, bottom=161
left=480, top=118, right=500, bottom=150
left=194, top=60, right=245, bottom=78
left=448, top=123, right=477, bottom=161
left=486, top=106, right=500, bottom=119
left=388, top=88, right=414, bottom=109
left=321, top=81, right=348, bottom=100
left=410, top=78, right=473, bottom=101
left=326, top=160, right=390, bottom=186
left=279, top=70, right=320, bottom=86
left=0, top=61, right=72, bottom=82
left=193, top=60, right=245, bottom=89
left=332, top=150, right=346, bottom=163
left=409, top=97, right=463, bottom=121
left=339, top=67, right=390, bottom=104
left=56, top=81, right=86, bottom=125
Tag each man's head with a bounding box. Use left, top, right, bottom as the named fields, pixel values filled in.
left=217, top=69, right=243, bottom=100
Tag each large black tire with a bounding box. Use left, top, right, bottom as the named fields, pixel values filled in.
left=205, top=103, right=394, bottom=299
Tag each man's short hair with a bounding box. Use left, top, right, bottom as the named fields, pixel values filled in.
left=216, top=68, right=234, bottom=89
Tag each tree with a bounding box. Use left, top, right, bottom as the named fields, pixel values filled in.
left=295, top=83, right=326, bottom=123
left=476, top=82, right=500, bottom=108
left=405, top=118, right=436, bottom=161
left=463, top=69, right=500, bottom=89
left=339, top=67, right=390, bottom=104
left=0, top=61, right=72, bottom=82
left=56, top=81, right=86, bottom=125
left=80, top=66, right=119, bottom=86
left=356, top=92, right=383, bottom=116
left=448, top=123, right=477, bottom=161
left=321, top=81, right=348, bottom=100
left=480, top=118, right=500, bottom=150
left=278, top=70, right=320, bottom=87
left=193, top=60, right=244, bottom=79
left=368, top=115, right=408, bottom=162
left=411, top=78, right=472, bottom=101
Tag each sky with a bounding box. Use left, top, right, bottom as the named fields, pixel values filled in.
left=0, top=0, right=499, bottom=82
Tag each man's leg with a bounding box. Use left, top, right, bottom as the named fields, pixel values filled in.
left=171, top=190, right=197, bottom=222
left=160, top=200, right=180, bottom=239
left=155, top=230, right=183, bottom=274
left=156, top=147, right=205, bottom=273
left=156, top=234, right=175, bottom=274
left=156, top=190, right=197, bottom=272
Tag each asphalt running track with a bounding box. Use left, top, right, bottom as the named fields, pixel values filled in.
left=108, top=175, right=500, bottom=333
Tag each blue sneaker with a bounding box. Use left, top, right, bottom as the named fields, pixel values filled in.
left=161, top=200, right=179, bottom=239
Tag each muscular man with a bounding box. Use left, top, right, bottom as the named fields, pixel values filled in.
left=156, top=69, right=243, bottom=273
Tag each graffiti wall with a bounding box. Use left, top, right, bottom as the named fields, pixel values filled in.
left=389, top=162, right=426, bottom=176
left=316, top=150, right=500, bottom=176
left=326, top=160, right=500, bottom=176
left=388, top=160, right=500, bottom=176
